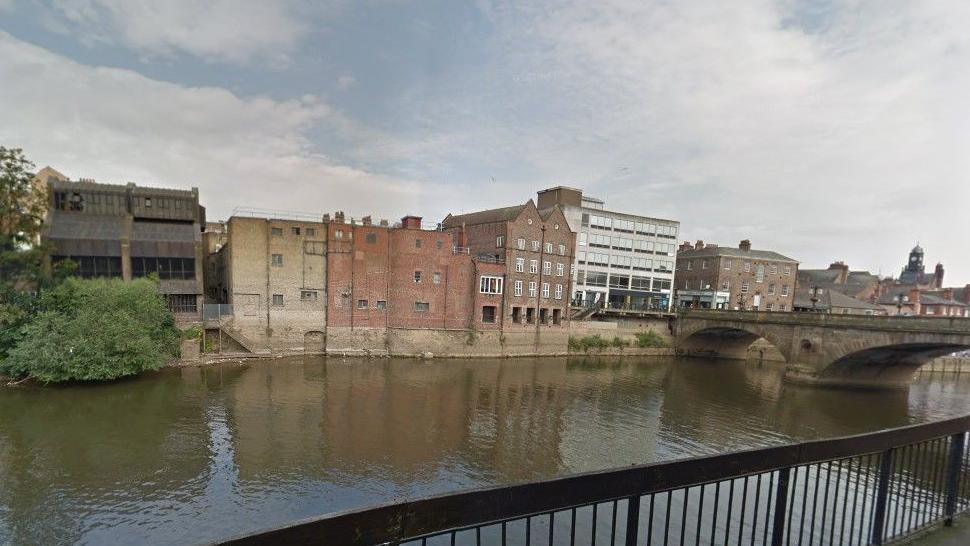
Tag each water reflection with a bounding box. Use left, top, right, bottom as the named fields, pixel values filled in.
left=0, top=356, right=967, bottom=545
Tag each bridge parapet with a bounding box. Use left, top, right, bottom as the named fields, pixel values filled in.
left=678, top=309, right=970, bottom=336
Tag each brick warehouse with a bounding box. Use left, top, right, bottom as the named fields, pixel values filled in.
left=441, top=199, right=576, bottom=352
left=324, top=213, right=510, bottom=355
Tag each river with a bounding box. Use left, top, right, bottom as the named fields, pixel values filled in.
left=0, top=356, right=968, bottom=545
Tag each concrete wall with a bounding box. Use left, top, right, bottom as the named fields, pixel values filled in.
left=225, top=216, right=327, bottom=352
left=325, top=326, right=570, bottom=357
left=569, top=316, right=674, bottom=346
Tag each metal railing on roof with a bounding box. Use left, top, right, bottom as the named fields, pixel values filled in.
left=216, top=415, right=970, bottom=546
left=231, top=207, right=327, bottom=223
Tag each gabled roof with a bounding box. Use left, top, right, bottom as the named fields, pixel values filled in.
left=678, top=246, right=798, bottom=263
left=441, top=201, right=531, bottom=228
left=793, top=287, right=883, bottom=311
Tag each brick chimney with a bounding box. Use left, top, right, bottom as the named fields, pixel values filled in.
left=680, top=241, right=694, bottom=252
left=908, top=288, right=921, bottom=315
left=963, top=284, right=970, bottom=305
left=334, top=211, right=345, bottom=224
left=362, top=215, right=372, bottom=226
left=694, top=240, right=705, bottom=250
left=934, top=263, right=944, bottom=288
left=739, top=239, right=752, bottom=251
left=401, top=215, right=422, bottom=230
left=828, top=261, right=849, bottom=284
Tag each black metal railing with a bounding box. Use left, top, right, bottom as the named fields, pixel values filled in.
left=217, top=416, right=970, bottom=546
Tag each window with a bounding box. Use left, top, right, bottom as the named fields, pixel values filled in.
left=306, top=227, right=316, bottom=237
left=414, top=302, right=430, bottom=312
left=517, top=238, right=526, bottom=250
left=376, top=300, right=387, bottom=310
left=145, top=197, right=152, bottom=208
left=609, top=275, right=628, bottom=289
left=767, top=303, right=774, bottom=311
left=291, top=227, right=301, bottom=235
left=415, top=238, right=422, bottom=248
left=589, top=234, right=611, bottom=248
left=545, top=242, right=553, bottom=253
left=539, top=308, right=549, bottom=324
left=744, top=262, right=751, bottom=273
left=613, top=218, right=635, bottom=232
left=512, top=307, right=522, bottom=323
left=770, top=264, right=777, bottom=275
left=756, top=265, right=765, bottom=283
left=532, top=240, right=540, bottom=251
left=781, top=285, right=790, bottom=296
left=554, top=284, right=563, bottom=299
left=610, top=255, right=632, bottom=269
left=496, top=235, right=505, bottom=247
left=655, top=260, right=673, bottom=272
left=272, top=294, right=284, bottom=306
left=720, top=280, right=730, bottom=291
left=724, top=260, right=732, bottom=270
left=165, top=294, right=197, bottom=313
left=482, top=306, right=497, bottom=323
left=130, top=257, right=196, bottom=279
left=586, top=271, right=608, bottom=287
left=526, top=307, right=536, bottom=324
left=784, top=266, right=792, bottom=276
left=543, top=261, right=551, bottom=275
left=780, top=304, right=787, bottom=311
left=357, top=299, right=368, bottom=309
left=271, top=254, right=283, bottom=266
left=529, top=281, right=538, bottom=297
left=433, top=272, right=441, bottom=284
left=272, top=227, right=283, bottom=237
left=653, top=277, right=671, bottom=290
left=414, top=271, right=422, bottom=283
left=590, top=215, right=612, bottom=230
left=335, top=229, right=344, bottom=240
left=611, top=237, right=633, bottom=251
left=581, top=213, right=590, bottom=227
left=683, top=279, right=691, bottom=290
left=632, top=258, right=652, bottom=271
left=558, top=244, right=565, bottom=256
left=301, top=290, right=318, bottom=301
left=578, top=233, right=587, bottom=246
left=556, top=263, right=565, bottom=276
left=768, top=283, right=776, bottom=295
left=515, top=258, right=525, bottom=272
left=530, top=260, right=539, bottom=274
left=480, top=275, right=504, bottom=294
left=740, top=282, right=750, bottom=294
left=366, top=232, right=377, bottom=244
left=553, top=308, right=562, bottom=325
left=636, top=222, right=655, bottom=235
left=631, top=276, right=651, bottom=290
left=702, top=259, right=709, bottom=269
left=514, top=280, right=523, bottom=296
left=686, top=260, right=693, bottom=271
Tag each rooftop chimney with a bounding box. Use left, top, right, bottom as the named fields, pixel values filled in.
left=934, top=263, right=944, bottom=289
left=694, top=240, right=705, bottom=250
left=908, top=288, right=921, bottom=315
left=334, top=211, right=345, bottom=224
left=679, top=241, right=694, bottom=252
left=739, top=239, right=752, bottom=251
left=379, top=219, right=389, bottom=227
left=401, top=215, right=422, bottom=230
left=362, top=215, right=372, bottom=226
left=322, top=213, right=331, bottom=223
left=829, top=261, right=849, bottom=284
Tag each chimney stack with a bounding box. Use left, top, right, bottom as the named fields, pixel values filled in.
left=908, top=288, right=921, bottom=315
left=934, top=263, right=944, bottom=288
left=334, top=211, right=345, bottom=224
left=680, top=241, right=694, bottom=252
left=694, top=240, right=704, bottom=250
left=828, top=261, right=849, bottom=284
left=362, top=215, right=372, bottom=226
left=401, top=215, right=422, bottom=230
left=739, top=239, right=752, bottom=251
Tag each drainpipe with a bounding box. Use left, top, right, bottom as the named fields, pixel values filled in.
left=535, top=225, right=547, bottom=351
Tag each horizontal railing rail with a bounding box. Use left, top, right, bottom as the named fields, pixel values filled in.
left=217, top=415, right=970, bottom=546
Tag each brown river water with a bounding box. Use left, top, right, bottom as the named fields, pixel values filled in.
left=1, top=355, right=968, bottom=545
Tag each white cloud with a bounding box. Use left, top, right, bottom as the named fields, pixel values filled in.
left=408, top=0, right=970, bottom=281
left=337, top=74, right=357, bottom=90
left=0, top=31, right=448, bottom=221
left=48, top=0, right=313, bottom=65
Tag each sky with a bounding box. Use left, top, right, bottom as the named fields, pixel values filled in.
left=0, top=0, right=968, bottom=283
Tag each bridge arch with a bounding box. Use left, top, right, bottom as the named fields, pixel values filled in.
left=676, top=322, right=793, bottom=363
left=814, top=341, right=970, bottom=388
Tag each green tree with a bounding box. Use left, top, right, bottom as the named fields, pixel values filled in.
left=1, top=277, right=181, bottom=382
left=0, top=146, right=47, bottom=289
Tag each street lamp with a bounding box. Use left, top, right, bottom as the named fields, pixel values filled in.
left=895, top=293, right=908, bottom=316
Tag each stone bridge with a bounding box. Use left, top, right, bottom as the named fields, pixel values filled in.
left=675, top=310, right=970, bottom=388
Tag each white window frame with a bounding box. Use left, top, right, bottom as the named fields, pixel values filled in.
left=496, top=235, right=505, bottom=248
left=554, top=284, right=563, bottom=299
left=515, top=258, right=525, bottom=272
left=514, top=280, right=523, bottom=296
left=517, top=238, right=526, bottom=250
left=532, top=240, right=540, bottom=252
left=558, top=244, right=565, bottom=256
left=529, top=281, right=538, bottom=297
left=530, top=260, right=539, bottom=274
left=556, top=263, right=564, bottom=276
left=479, top=275, right=504, bottom=294
left=543, top=261, right=551, bottom=275
left=545, top=242, right=553, bottom=253
left=542, top=282, right=550, bottom=298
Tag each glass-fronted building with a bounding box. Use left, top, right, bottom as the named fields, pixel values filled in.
left=536, top=187, right=679, bottom=312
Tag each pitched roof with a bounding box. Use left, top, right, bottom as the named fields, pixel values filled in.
left=441, top=202, right=529, bottom=228
left=793, top=287, right=883, bottom=311
left=678, top=245, right=798, bottom=263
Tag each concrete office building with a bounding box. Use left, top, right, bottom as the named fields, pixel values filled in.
left=43, top=175, right=205, bottom=317
left=536, top=186, right=678, bottom=312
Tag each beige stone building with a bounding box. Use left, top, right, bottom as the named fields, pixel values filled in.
left=674, top=239, right=799, bottom=312
left=213, top=213, right=327, bottom=353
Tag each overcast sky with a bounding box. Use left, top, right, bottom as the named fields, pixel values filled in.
left=1, top=1, right=968, bottom=283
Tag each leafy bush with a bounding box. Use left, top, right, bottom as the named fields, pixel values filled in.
left=568, top=334, right=611, bottom=352
left=635, top=330, right=668, bottom=348
left=611, top=336, right=630, bottom=348
left=0, top=277, right=181, bottom=382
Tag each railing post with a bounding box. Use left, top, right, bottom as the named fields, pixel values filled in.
left=871, top=448, right=894, bottom=545
left=625, top=495, right=640, bottom=546
left=771, top=467, right=791, bottom=546
left=945, top=432, right=967, bottom=526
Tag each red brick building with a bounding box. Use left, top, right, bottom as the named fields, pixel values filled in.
left=441, top=199, right=575, bottom=333
left=326, top=214, right=506, bottom=332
